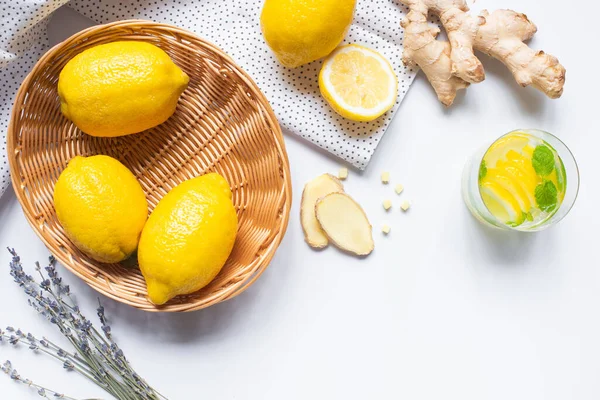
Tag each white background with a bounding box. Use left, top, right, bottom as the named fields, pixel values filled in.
left=2, top=1, right=599, bottom=399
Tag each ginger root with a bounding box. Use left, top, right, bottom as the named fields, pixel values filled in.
left=475, top=10, right=565, bottom=99
left=401, top=1, right=470, bottom=106
left=400, top=1, right=566, bottom=105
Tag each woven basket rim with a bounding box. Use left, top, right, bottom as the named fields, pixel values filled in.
left=7, top=19, right=292, bottom=312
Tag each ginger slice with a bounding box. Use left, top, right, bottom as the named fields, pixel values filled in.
left=301, top=174, right=344, bottom=248
left=315, top=193, right=374, bottom=256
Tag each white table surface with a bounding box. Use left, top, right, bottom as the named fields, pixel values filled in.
left=2, top=2, right=599, bottom=399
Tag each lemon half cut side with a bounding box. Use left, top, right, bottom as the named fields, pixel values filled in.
left=319, top=44, right=398, bottom=122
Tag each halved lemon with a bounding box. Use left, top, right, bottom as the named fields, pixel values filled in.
left=319, top=44, right=398, bottom=122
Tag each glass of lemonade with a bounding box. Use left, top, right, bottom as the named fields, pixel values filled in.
left=462, top=129, right=579, bottom=231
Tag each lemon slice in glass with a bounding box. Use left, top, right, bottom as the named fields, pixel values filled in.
left=480, top=180, right=524, bottom=226
left=319, top=44, right=398, bottom=122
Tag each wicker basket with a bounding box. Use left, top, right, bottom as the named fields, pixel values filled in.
left=7, top=20, right=292, bottom=312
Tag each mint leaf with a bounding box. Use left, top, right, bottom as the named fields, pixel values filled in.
left=478, top=159, right=487, bottom=182
left=535, top=180, right=558, bottom=212
left=532, top=145, right=555, bottom=176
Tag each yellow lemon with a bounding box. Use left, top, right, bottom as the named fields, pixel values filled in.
left=319, top=44, right=398, bottom=121
left=261, top=0, right=356, bottom=68
left=58, top=41, right=189, bottom=137
left=138, top=173, right=238, bottom=305
left=53, top=155, right=148, bottom=263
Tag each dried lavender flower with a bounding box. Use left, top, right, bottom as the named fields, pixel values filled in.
left=2, top=249, right=168, bottom=400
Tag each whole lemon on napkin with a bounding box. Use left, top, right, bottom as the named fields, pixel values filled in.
left=260, top=0, right=356, bottom=68
left=138, top=173, right=238, bottom=305
left=53, top=155, right=148, bottom=263
left=58, top=41, right=189, bottom=137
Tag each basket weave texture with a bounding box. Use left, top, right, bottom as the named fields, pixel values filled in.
left=7, top=20, right=292, bottom=312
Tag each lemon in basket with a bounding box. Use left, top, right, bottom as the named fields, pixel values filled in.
left=58, top=41, right=189, bottom=137
left=319, top=44, right=398, bottom=122
left=53, top=155, right=148, bottom=263
left=261, top=0, right=356, bottom=68
left=138, top=173, right=238, bottom=305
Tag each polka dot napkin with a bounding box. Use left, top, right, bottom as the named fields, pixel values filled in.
left=0, top=0, right=417, bottom=198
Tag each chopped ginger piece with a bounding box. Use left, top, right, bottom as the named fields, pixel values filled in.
left=383, top=199, right=392, bottom=210
left=338, top=167, right=348, bottom=180
left=382, top=225, right=391, bottom=234
left=395, top=184, right=404, bottom=194
left=381, top=171, right=390, bottom=184
left=400, top=200, right=411, bottom=211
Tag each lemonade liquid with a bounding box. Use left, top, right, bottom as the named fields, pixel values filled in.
left=478, top=131, right=567, bottom=228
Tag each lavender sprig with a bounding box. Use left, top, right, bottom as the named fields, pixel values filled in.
left=1, top=359, right=80, bottom=399
left=2, top=249, right=168, bottom=400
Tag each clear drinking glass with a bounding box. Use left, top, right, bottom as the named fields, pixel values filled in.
left=462, top=129, right=579, bottom=231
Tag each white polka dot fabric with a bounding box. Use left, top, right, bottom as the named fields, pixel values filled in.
left=0, top=0, right=417, bottom=198
left=0, top=0, right=70, bottom=196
